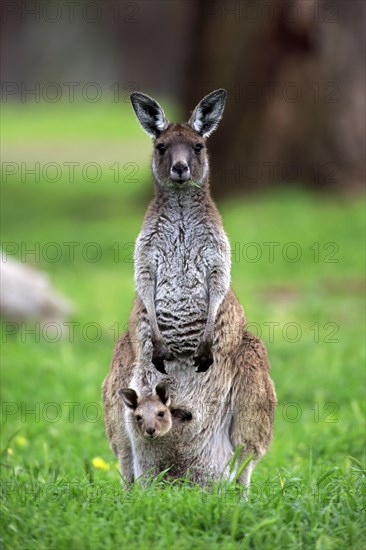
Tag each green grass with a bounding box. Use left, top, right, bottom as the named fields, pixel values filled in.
left=1, top=99, right=179, bottom=141
left=1, top=103, right=365, bottom=549
left=2, top=101, right=138, bottom=140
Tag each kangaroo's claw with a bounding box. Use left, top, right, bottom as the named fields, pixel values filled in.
left=152, top=356, right=167, bottom=374
left=194, top=341, right=214, bottom=372
left=152, top=340, right=174, bottom=374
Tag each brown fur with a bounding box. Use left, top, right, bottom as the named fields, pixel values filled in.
left=153, top=124, right=206, bottom=185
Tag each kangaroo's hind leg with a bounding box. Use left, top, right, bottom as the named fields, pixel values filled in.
left=102, top=331, right=136, bottom=483
left=229, top=331, right=277, bottom=489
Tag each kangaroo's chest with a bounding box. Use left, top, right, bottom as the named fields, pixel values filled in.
left=152, top=218, right=217, bottom=352
left=154, top=223, right=211, bottom=296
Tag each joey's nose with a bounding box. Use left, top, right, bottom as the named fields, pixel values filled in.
left=146, top=427, right=156, bottom=436
left=171, top=162, right=190, bottom=181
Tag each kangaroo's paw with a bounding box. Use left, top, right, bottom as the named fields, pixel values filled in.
left=152, top=341, right=174, bottom=374
left=194, top=341, right=214, bottom=372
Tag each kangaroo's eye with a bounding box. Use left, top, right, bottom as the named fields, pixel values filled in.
left=156, top=144, right=167, bottom=154
left=194, top=144, right=203, bottom=153
left=157, top=411, right=165, bottom=418
left=136, top=415, right=142, bottom=422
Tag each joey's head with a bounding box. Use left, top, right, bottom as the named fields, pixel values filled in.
left=119, top=383, right=172, bottom=439
left=130, top=89, right=227, bottom=189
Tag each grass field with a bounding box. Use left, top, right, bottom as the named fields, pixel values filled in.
left=1, top=102, right=365, bottom=549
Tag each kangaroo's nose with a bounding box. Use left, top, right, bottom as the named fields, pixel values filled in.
left=172, top=162, right=189, bottom=176
left=146, top=427, right=156, bottom=436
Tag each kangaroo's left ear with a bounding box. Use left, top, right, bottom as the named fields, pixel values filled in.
left=130, top=92, right=169, bottom=138
left=154, top=382, right=170, bottom=406
left=188, top=89, right=227, bottom=138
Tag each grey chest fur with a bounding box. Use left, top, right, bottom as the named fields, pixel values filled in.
left=135, top=191, right=230, bottom=355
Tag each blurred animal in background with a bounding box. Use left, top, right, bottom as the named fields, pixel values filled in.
left=0, top=251, right=73, bottom=327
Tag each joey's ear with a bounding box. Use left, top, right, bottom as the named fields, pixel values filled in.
left=188, top=89, right=227, bottom=138
left=118, top=388, right=139, bottom=410
left=171, top=409, right=192, bottom=422
left=154, top=382, right=170, bottom=406
left=130, top=92, right=169, bottom=138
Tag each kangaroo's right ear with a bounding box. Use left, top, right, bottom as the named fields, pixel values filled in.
left=130, top=92, right=169, bottom=138
left=118, top=388, right=139, bottom=410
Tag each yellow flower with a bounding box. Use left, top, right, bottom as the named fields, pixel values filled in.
left=7, top=448, right=13, bottom=456
left=15, top=436, right=28, bottom=448
left=115, top=462, right=119, bottom=470
left=92, top=457, right=110, bottom=470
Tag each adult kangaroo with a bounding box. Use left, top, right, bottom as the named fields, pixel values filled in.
left=103, top=90, right=276, bottom=487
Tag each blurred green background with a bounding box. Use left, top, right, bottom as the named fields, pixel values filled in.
left=1, top=1, right=365, bottom=549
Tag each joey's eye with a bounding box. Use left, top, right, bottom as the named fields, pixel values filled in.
left=194, top=144, right=203, bottom=153
left=136, top=415, right=142, bottom=422
left=156, top=144, right=167, bottom=154
left=157, top=411, right=165, bottom=418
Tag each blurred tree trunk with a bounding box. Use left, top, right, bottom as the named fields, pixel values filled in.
left=184, top=0, right=365, bottom=197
